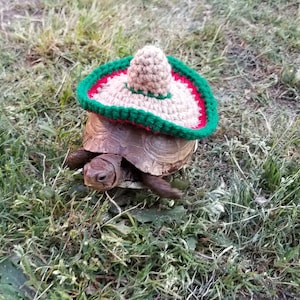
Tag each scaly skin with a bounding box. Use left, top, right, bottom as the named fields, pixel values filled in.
left=65, top=148, right=97, bottom=169
left=83, top=154, right=123, bottom=191
left=66, top=150, right=183, bottom=199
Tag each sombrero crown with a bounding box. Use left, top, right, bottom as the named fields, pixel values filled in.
left=77, top=45, right=218, bottom=140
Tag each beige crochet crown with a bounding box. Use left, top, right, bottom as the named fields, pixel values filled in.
left=127, top=45, right=172, bottom=97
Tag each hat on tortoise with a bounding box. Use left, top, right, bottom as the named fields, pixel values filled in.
left=77, top=45, right=218, bottom=140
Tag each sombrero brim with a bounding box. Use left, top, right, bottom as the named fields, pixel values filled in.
left=77, top=55, right=218, bottom=140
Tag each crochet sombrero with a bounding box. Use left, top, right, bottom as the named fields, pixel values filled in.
left=77, top=45, right=218, bottom=140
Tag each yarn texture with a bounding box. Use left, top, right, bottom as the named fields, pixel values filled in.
left=127, top=45, right=172, bottom=97
left=77, top=46, right=218, bottom=140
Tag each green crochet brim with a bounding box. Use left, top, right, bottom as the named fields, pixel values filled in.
left=77, top=55, right=218, bottom=140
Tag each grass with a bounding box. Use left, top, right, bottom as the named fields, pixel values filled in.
left=0, top=0, right=300, bottom=299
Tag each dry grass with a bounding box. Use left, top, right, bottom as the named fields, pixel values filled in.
left=0, top=0, right=300, bottom=299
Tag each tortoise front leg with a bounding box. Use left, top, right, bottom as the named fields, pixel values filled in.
left=141, top=173, right=183, bottom=199
left=65, top=148, right=98, bottom=170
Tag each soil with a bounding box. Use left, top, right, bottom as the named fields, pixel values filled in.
left=0, top=0, right=42, bottom=28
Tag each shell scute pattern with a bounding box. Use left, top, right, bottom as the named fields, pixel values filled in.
left=83, top=113, right=195, bottom=176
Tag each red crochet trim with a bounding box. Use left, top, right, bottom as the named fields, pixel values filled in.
left=88, top=69, right=127, bottom=98
left=171, top=71, right=207, bottom=129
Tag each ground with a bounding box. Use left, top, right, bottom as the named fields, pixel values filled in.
left=0, top=0, right=300, bottom=299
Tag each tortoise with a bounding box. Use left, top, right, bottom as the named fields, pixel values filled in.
left=66, top=112, right=196, bottom=199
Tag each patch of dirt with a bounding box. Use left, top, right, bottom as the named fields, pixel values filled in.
left=222, top=37, right=300, bottom=113
left=0, top=0, right=43, bottom=29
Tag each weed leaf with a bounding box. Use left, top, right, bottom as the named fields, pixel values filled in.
left=130, top=205, right=186, bottom=224
left=0, top=259, right=34, bottom=300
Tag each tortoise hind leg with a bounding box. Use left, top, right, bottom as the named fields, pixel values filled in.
left=65, top=148, right=98, bottom=170
left=141, top=173, right=183, bottom=199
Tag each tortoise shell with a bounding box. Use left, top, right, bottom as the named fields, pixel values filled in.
left=82, top=113, right=196, bottom=176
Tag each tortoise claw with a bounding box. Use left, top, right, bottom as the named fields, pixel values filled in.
left=141, top=173, right=183, bottom=199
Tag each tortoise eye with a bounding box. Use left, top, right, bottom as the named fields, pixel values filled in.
left=97, top=175, right=106, bottom=182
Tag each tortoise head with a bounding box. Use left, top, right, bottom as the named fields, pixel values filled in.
left=83, top=154, right=122, bottom=191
